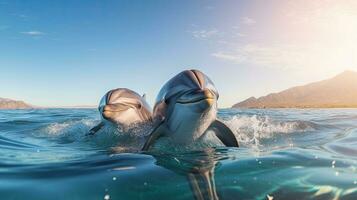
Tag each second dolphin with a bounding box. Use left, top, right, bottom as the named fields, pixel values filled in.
left=88, top=88, right=152, bottom=135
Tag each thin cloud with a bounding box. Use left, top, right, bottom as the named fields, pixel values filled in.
left=190, top=29, right=219, bottom=39
left=21, top=31, right=45, bottom=36
left=17, top=14, right=28, bottom=18
left=231, top=26, right=246, bottom=37
left=204, top=6, right=215, bottom=11
left=212, top=44, right=307, bottom=69
left=211, top=52, right=246, bottom=63
left=12, top=13, right=31, bottom=20
left=235, top=33, right=246, bottom=37
left=212, top=43, right=357, bottom=73
left=241, top=17, right=256, bottom=25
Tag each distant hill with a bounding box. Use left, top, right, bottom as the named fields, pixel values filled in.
left=233, top=70, right=357, bottom=108
left=0, top=97, right=32, bottom=109
left=50, top=105, right=97, bottom=109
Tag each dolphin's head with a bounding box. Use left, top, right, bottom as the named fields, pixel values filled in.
left=154, top=70, right=219, bottom=143
left=99, top=88, right=152, bottom=128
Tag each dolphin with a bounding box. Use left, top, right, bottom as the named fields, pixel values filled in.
left=87, top=88, right=152, bottom=135
left=142, top=69, right=239, bottom=150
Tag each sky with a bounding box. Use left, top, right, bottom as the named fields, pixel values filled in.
left=0, top=0, right=357, bottom=108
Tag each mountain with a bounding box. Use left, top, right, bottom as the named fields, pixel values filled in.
left=50, top=105, right=97, bottom=109
left=0, top=97, right=32, bottom=109
left=233, top=70, right=357, bottom=108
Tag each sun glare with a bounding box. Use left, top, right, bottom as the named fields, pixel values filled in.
left=313, top=2, right=357, bottom=73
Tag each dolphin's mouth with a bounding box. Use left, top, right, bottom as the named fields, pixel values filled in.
left=176, top=89, right=215, bottom=104
left=102, top=105, right=131, bottom=121
left=103, top=104, right=129, bottom=112
left=177, top=96, right=214, bottom=104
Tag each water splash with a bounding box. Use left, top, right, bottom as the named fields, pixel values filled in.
left=224, top=115, right=316, bottom=149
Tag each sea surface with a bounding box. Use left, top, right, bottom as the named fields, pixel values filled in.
left=0, top=108, right=357, bottom=200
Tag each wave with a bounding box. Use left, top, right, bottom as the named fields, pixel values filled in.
left=0, top=135, right=39, bottom=150
left=24, top=113, right=324, bottom=153
left=31, top=119, right=154, bottom=153
left=224, top=115, right=318, bottom=148
left=43, top=119, right=95, bottom=136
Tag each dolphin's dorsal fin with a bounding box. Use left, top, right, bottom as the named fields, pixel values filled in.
left=209, top=120, right=239, bottom=147
left=142, top=94, right=146, bottom=100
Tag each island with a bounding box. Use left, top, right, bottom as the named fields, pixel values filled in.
left=233, top=70, right=357, bottom=108
left=0, top=97, right=32, bottom=109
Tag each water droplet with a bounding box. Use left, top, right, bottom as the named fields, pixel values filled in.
left=266, top=194, right=274, bottom=200
left=104, top=194, right=110, bottom=200
left=259, top=161, right=262, bottom=164
left=335, top=171, right=339, bottom=176
left=144, top=182, right=148, bottom=186
left=112, top=177, right=117, bottom=181
left=331, top=160, right=336, bottom=168
left=353, top=180, right=357, bottom=184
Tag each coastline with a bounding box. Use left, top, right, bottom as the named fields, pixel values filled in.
left=231, top=105, right=357, bottom=109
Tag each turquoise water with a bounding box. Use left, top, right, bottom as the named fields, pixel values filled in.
left=0, top=108, right=357, bottom=200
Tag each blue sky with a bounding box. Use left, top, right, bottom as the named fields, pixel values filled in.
left=1, top=0, right=356, bottom=107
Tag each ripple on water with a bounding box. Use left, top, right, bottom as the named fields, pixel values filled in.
left=0, top=108, right=356, bottom=199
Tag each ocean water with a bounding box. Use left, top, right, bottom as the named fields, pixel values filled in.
left=0, top=108, right=357, bottom=200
